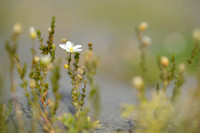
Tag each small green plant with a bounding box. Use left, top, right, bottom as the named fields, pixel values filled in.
left=2, top=17, right=101, bottom=133
left=122, top=22, right=200, bottom=133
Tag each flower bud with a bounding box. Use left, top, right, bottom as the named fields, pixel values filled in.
left=30, top=26, right=37, bottom=39
left=52, top=44, right=56, bottom=49
left=88, top=42, right=92, bottom=47
left=13, top=23, right=22, bottom=34
left=132, top=76, right=144, bottom=89
left=77, top=74, right=82, bottom=79
left=142, top=36, right=151, bottom=46
left=61, top=38, right=67, bottom=43
left=64, top=64, right=69, bottom=69
left=161, top=56, right=169, bottom=67
left=34, top=56, right=40, bottom=62
left=139, top=22, right=148, bottom=31
left=48, top=27, right=52, bottom=33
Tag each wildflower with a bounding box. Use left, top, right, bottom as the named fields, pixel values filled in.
left=13, top=23, right=22, bottom=34
left=138, top=22, right=148, bottom=31
left=64, top=64, right=69, bottom=69
left=132, top=76, right=144, bottom=89
left=193, top=29, right=200, bottom=41
left=142, top=36, right=151, bottom=46
left=59, top=41, right=82, bottom=53
left=161, top=56, right=169, bottom=67
left=41, top=55, right=51, bottom=65
left=29, top=26, right=37, bottom=39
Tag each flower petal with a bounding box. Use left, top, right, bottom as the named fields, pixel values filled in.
left=66, top=41, right=73, bottom=48
left=59, top=44, right=68, bottom=50
left=73, top=49, right=82, bottom=52
left=73, top=45, right=82, bottom=49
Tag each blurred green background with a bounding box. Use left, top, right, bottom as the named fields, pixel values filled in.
left=1, top=0, right=200, bottom=84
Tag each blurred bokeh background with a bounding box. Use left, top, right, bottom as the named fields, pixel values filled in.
left=1, top=0, right=200, bottom=85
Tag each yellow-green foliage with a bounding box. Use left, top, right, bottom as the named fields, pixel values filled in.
left=2, top=17, right=101, bottom=133
left=58, top=109, right=101, bottom=133
left=122, top=22, right=200, bottom=133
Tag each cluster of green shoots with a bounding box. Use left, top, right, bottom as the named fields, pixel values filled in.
left=122, top=22, right=200, bottom=133
left=0, top=17, right=100, bottom=133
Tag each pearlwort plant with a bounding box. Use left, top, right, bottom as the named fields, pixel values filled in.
left=1, top=17, right=100, bottom=133
left=122, top=22, right=200, bottom=133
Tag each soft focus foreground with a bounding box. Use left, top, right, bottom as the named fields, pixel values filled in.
left=1, top=1, right=200, bottom=133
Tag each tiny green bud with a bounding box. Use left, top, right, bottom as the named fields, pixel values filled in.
left=52, top=44, right=56, bottom=49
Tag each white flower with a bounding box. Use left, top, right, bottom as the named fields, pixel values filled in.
left=59, top=41, right=82, bottom=53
